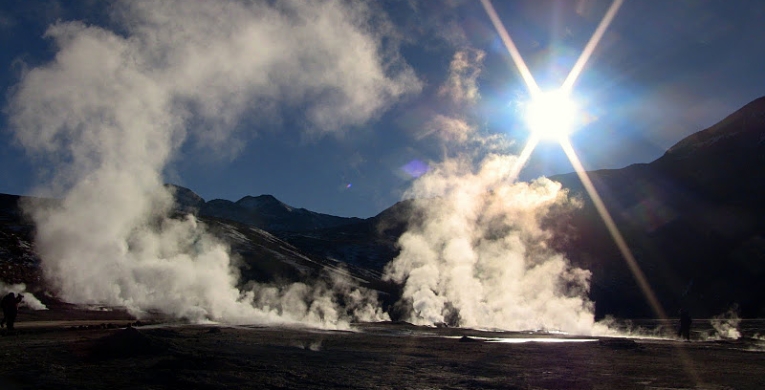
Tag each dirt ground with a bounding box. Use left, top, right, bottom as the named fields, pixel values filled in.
left=0, top=310, right=763, bottom=389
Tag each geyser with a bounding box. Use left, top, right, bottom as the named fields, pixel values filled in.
left=384, top=154, right=602, bottom=335
left=6, top=0, right=417, bottom=328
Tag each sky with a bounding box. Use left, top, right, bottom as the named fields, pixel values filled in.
left=1, top=0, right=764, bottom=218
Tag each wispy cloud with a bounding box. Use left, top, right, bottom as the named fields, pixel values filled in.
left=416, top=49, right=485, bottom=145
left=420, top=114, right=473, bottom=144
left=438, top=49, right=485, bottom=105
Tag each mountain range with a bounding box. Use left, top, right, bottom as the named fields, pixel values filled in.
left=1, top=97, right=764, bottom=320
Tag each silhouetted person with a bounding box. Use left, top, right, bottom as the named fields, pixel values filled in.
left=1, top=292, right=23, bottom=331
left=678, top=309, right=691, bottom=341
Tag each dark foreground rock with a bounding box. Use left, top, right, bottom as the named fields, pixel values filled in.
left=0, top=321, right=763, bottom=389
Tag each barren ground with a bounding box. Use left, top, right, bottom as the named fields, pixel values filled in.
left=0, top=308, right=763, bottom=389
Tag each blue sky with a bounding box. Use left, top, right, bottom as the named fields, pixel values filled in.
left=1, top=0, right=764, bottom=218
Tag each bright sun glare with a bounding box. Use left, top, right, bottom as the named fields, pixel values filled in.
left=483, top=0, right=668, bottom=325
left=524, top=89, right=577, bottom=142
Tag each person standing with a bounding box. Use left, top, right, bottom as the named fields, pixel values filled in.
left=1, top=292, right=24, bottom=331
left=678, top=308, right=692, bottom=341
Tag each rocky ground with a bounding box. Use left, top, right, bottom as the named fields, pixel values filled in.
left=0, top=309, right=763, bottom=389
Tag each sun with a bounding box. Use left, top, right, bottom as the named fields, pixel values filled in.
left=524, top=89, right=578, bottom=142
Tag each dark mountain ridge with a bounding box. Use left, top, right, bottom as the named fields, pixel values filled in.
left=190, top=193, right=363, bottom=232
left=549, top=96, right=765, bottom=318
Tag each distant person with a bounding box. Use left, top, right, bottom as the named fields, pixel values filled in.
left=0, top=292, right=10, bottom=327
left=1, top=292, right=23, bottom=331
left=678, top=309, right=691, bottom=341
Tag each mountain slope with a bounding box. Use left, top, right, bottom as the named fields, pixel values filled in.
left=272, top=199, right=420, bottom=277
left=0, top=194, right=41, bottom=285
left=0, top=193, right=384, bottom=305
left=549, top=97, right=765, bottom=318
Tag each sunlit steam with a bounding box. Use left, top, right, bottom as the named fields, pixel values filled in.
left=709, top=307, right=742, bottom=340
left=384, top=155, right=606, bottom=335
left=6, top=0, right=413, bottom=328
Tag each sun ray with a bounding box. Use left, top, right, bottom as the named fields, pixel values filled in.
left=480, top=0, right=540, bottom=97
left=559, top=139, right=667, bottom=319
left=562, top=138, right=704, bottom=385
left=508, top=136, right=539, bottom=181
left=561, top=0, right=624, bottom=92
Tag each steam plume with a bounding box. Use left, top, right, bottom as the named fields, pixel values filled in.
left=710, top=307, right=742, bottom=340
left=0, top=282, right=48, bottom=311
left=6, top=0, right=413, bottom=327
left=384, top=154, right=602, bottom=335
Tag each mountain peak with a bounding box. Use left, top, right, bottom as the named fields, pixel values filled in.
left=664, top=96, right=765, bottom=159
left=740, top=95, right=765, bottom=112
left=165, top=184, right=205, bottom=214
left=236, top=194, right=293, bottom=213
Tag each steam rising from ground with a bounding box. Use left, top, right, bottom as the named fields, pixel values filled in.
left=0, top=283, right=48, bottom=310
left=6, top=0, right=410, bottom=328
left=384, top=155, right=604, bottom=335
left=5, top=1, right=625, bottom=334
left=709, top=307, right=742, bottom=340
